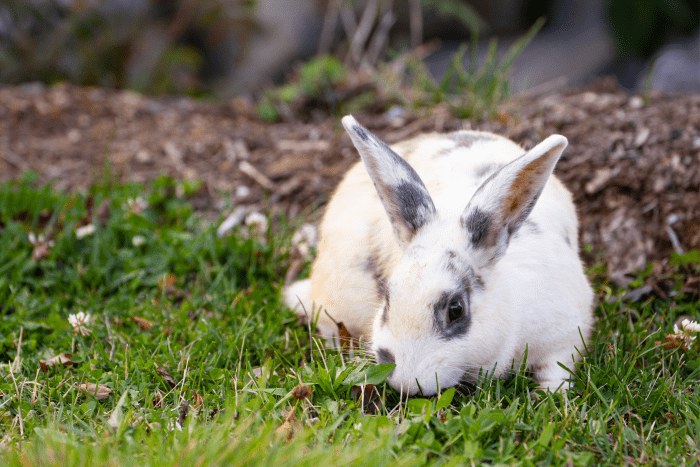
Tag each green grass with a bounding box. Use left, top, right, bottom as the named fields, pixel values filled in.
left=0, top=173, right=699, bottom=466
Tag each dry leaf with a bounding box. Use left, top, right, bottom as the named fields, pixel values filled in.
left=276, top=409, right=297, bottom=441
left=39, top=353, right=74, bottom=372
left=158, top=274, right=177, bottom=294
left=496, top=111, right=510, bottom=125
left=188, top=389, right=204, bottom=409
left=78, top=382, right=112, bottom=400
left=350, top=384, right=383, bottom=414
left=337, top=322, right=355, bottom=349
left=157, top=366, right=177, bottom=388
left=152, top=389, right=164, bottom=408
left=131, top=316, right=154, bottom=332
left=291, top=384, right=312, bottom=401
left=324, top=310, right=356, bottom=350
left=178, top=400, right=189, bottom=427
left=95, top=199, right=111, bottom=226
left=656, top=335, right=683, bottom=350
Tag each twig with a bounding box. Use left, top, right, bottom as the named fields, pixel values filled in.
left=9, top=328, right=24, bottom=435
left=366, top=9, right=396, bottom=66
left=348, top=0, right=379, bottom=66
left=666, top=225, right=684, bottom=255
left=409, top=0, right=423, bottom=48
left=238, top=161, right=275, bottom=191
left=318, top=0, right=341, bottom=55
left=298, top=297, right=313, bottom=365
left=340, top=0, right=358, bottom=39
left=0, top=149, right=28, bottom=170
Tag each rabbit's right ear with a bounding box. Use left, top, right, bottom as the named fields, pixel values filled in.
left=460, top=135, right=567, bottom=268
left=342, top=115, right=436, bottom=249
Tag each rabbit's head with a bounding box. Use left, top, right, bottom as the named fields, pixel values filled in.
left=341, top=115, right=568, bottom=396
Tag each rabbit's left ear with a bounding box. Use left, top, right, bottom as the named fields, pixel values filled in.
left=461, top=135, right=567, bottom=267
left=342, top=115, right=436, bottom=248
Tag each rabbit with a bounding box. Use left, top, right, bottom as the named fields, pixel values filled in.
left=284, top=115, right=594, bottom=396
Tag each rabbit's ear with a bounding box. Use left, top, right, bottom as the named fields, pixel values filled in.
left=342, top=115, right=436, bottom=248
left=460, top=135, right=567, bottom=267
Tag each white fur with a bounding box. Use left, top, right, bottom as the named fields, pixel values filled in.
left=284, top=115, right=594, bottom=396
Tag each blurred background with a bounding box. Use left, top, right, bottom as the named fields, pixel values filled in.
left=0, top=0, right=697, bottom=99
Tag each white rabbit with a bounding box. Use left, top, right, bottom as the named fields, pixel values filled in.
left=284, top=115, right=594, bottom=396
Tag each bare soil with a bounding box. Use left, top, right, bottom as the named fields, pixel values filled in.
left=1, top=81, right=699, bottom=282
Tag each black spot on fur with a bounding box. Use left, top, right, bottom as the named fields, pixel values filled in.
left=394, top=182, right=436, bottom=231
left=365, top=254, right=387, bottom=299
left=381, top=288, right=390, bottom=326
left=432, top=290, right=471, bottom=340
left=444, top=250, right=482, bottom=293
left=376, top=348, right=396, bottom=365
left=525, top=220, right=541, bottom=235
left=432, top=148, right=452, bottom=159
left=463, top=208, right=492, bottom=249
left=513, top=220, right=541, bottom=241
left=447, top=132, right=500, bottom=148
left=474, top=163, right=504, bottom=178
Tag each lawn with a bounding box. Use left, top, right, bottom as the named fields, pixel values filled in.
left=0, top=171, right=699, bottom=466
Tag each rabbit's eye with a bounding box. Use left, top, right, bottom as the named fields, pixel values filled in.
left=447, top=298, right=464, bottom=324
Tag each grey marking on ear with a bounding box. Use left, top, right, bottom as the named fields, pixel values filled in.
left=353, top=124, right=371, bottom=143
left=463, top=208, right=492, bottom=249
left=376, top=348, right=396, bottom=365
left=564, top=233, right=572, bottom=248
left=385, top=147, right=424, bottom=184
left=394, top=181, right=436, bottom=231
left=352, top=122, right=424, bottom=185
left=507, top=185, right=545, bottom=238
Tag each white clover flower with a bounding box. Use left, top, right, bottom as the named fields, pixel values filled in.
left=672, top=320, right=698, bottom=350
left=28, top=232, right=55, bottom=247
left=28, top=232, right=55, bottom=261
left=68, top=311, right=92, bottom=336
left=245, top=212, right=268, bottom=239
left=681, top=319, right=700, bottom=333
left=132, top=235, right=146, bottom=247
left=75, top=223, right=95, bottom=239
left=125, top=196, right=148, bottom=215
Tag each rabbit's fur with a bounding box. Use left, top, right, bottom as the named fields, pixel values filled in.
left=284, top=115, right=594, bottom=396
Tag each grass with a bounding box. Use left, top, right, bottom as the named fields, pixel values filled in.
left=0, top=172, right=699, bottom=466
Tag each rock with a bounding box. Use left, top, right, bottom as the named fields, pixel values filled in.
left=644, top=34, right=700, bottom=93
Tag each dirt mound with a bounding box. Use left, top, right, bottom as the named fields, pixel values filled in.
left=1, top=82, right=698, bottom=277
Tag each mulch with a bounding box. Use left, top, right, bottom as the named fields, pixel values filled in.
left=1, top=80, right=698, bottom=284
